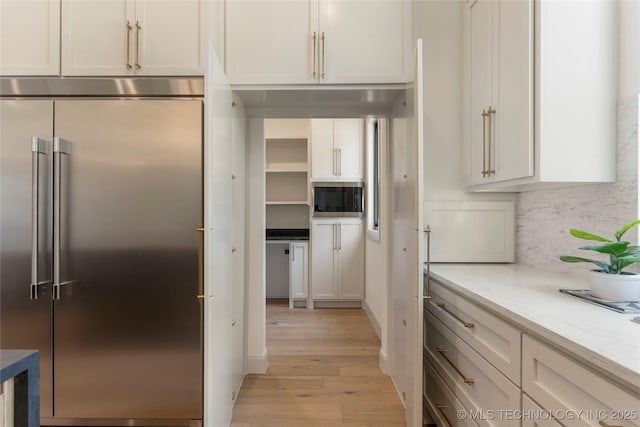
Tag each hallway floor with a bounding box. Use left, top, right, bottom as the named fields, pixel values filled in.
left=230, top=301, right=407, bottom=427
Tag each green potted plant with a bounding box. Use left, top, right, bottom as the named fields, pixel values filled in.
left=560, top=220, right=640, bottom=301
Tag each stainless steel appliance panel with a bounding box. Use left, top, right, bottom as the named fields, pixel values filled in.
left=52, top=100, right=203, bottom=419
left=0, top=100, right=54, bottom=417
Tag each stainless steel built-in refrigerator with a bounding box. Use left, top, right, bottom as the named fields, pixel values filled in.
left=0, top=96, right=203, bottom=426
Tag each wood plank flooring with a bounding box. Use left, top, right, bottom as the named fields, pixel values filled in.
left=231, top=302, right=407, bottom=427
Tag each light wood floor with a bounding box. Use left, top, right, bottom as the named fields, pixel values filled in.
left=230, top=301, right=407, bottom=427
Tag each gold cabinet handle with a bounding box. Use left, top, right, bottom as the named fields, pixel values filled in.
left=599, top=422, right=623, bottom=427
left=436, top=302, right=475, bottom=328
left=481, top=109, right=488, bottom=177
left=197, top=294, right=205, bottom=300
left=487, top=106, right=496, bottom=176
left=135, top=20, right=141, bottom=70
left=196, top=227, right=205, bottom=232
left=312, top=32, right=317, bottom=79
left=125, top=21, right=132, bottom=69
left=435, top=403, right=453, bottom=426
left=321, top=32, right=325, bottom=79
left=425, top=225, right=431, bottom=299
left=436, top=347, right=475, bottom=385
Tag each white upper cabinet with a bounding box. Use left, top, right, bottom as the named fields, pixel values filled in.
left=225, top=0, right=407, bottom=85
left=311, top=118, right=363, bottom=181
left=225, top=0, right=318, bottom=84
left=0, top=0, right=60, bottom=76
left=62, top=0, right=203, bottom=76
left=318, top=0, right=406, bottom=84
left=463, top=0, right=616, bottom=191
left=465, top=0, right=533, bottom=187
left=135, top=1, right=204, bottom=75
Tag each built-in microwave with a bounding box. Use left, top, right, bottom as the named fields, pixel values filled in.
left=312, top=182, right=365, bottom=217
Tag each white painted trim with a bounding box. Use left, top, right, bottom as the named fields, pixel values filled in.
left=390, top=372, right=406, bottom=410
left=379, top=349, right=390, bottom=374
left=247, top=348, right=269, bottom=374
left=312, top=300, right=362, bottom=308
left=363, top=300, right=382, bottom=340
left=366, top=228, right=380, bottom=242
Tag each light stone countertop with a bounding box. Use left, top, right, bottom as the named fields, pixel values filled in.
left=427, top=263, right=640, bottom=394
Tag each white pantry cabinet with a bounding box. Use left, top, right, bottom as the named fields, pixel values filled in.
left=225, top=0, right=407, bottom=85
left=0, top=0, right=60, bottom=75
left=62, top=0, right=204, bottom=76
left=311, top=219, right=364, bottom=300
left=289, top=242, right=309, bottom=308
left=463, top=0, right=616, bottom=191
left=311, top=119, right=364, bottom=181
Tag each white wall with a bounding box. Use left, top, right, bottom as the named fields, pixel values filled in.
left=364, top=118, right=389, bottom=368
left=517, top=2, right=640, bottom=274
left=246, top=119, right=268, bottom=373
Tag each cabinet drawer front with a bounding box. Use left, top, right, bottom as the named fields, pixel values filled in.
left=427, top=280, right=521, bottom=384
left=424, top=356, right=480, bottom=427
left=522, top=393, right=563, bottom=427
left=523, top=335, right=640, bottom=427
left=425, top=310, right=520, bottom=426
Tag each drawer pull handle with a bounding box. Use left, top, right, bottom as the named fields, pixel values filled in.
left=435, top=347, right=475, bottom=385
left=599, top=422, right=623, bottom=427
left=436, top=403, right=453, bottom=426
left=436, top=302, right=475, bottom=328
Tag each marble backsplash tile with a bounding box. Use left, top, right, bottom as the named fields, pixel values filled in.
left=517, top=96, right=639, bottom=275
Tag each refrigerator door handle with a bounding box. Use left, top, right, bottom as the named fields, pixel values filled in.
left=30, top=137, right=51, bottom=300
left=53, top=138, right=73, bottom=301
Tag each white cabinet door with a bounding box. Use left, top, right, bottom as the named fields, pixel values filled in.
left=63, top=0, right=202, bottom=76
left=62, top=0, right=135, bottom=76
left=319, top=0, right=405, bottom=84
left=466, top=0, right=533, bottom=186
left=290, top=242, right=308, bottom=299
left=311, top=222, right=338, bottom=299
left=135, top=0, right=203, bottom=75
left=0, top=0, right=60, bottom=75
left=311, top=119, right=336, bottom=180
left=467, top=0, right=493, bottom=186
left=225, top=0, right=318, bottom=84
left=334, top=119, right=364, bottom=180
left=337, top=221, right=363, bottom=299
left=493, top=0, right=533, bottom=182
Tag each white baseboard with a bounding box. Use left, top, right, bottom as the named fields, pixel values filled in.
left=247, top=348, right=269, bottom=374
left=313, top=300, right=362, bottom=308
left=379, top=348, right=389, bottom=374
left=362, top=301, right=382, bottom=339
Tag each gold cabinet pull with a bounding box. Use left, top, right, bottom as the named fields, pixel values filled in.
left=599, top=422, right=623, bottom=427
left=135, top=20, right=141, bottom=69
left=436, top=302, right=475, bottom=328
left=197, top=294, right=205, bottom=300
left=196, top=227, right=205, bottom=232
left=425, top=225, right=431, bottom=299
left=487, top=106, right=496, bottom=176
left=125, top=21, right=132, bottom=69
left=321, top=32, right=326, bottom=79
left=436, top=347, right=475, bottom=385
left=481, top=109, right=488, bottom=177
left=435, top=403, right=453, bottom=426
left=312, top=32, right=317, bottom=79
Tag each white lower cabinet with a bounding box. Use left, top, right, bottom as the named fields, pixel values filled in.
left=427, top=281, right=521, bottom=385
left=289, top=241, right=308, bottom=307
left=522, top=394, right=562, bottom=427
left=311, top=219, right=364, bottom=300
left=424, top=356, right=479, bottom=427
left=522, top=335, right=640, bottom=427
left=425, top=310, right=520, bottom=426
left=424, top=278, right=640, bottom=427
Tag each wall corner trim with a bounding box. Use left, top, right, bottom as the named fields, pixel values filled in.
left=247, top=348, right=269, bottom=374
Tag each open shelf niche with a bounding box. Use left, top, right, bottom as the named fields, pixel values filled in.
left=264, top=119, right=311, bottom=229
